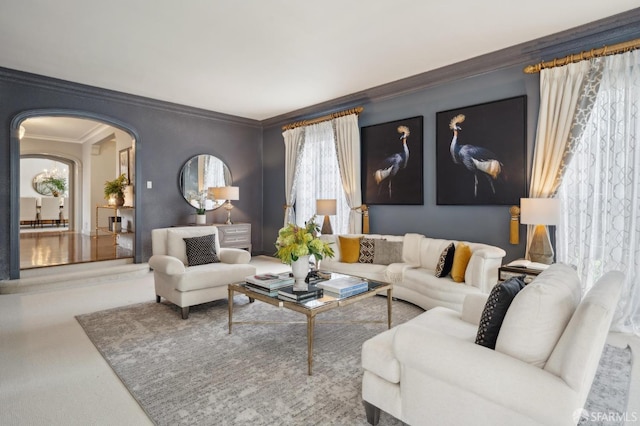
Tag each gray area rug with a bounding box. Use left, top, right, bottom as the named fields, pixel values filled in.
left=77, top=297, right=632, bottom=426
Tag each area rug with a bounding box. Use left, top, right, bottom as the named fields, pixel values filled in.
left=77, top=297, right=632, bottom=426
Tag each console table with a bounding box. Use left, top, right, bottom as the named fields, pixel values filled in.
left=214, top=223, right=252, bottom=253
left=95, top=205, right=135, bottom=245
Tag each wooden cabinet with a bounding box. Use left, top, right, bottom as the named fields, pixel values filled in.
left=214, top=223, right=251, bottom=252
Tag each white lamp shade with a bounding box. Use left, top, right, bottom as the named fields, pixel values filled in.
left=316, top=199, right=337, bottom=216
left=209, top=186, right=239, bottom=201
left=520, top=198, right=560, bottom=225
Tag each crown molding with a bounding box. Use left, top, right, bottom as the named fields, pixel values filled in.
left=261, top=7, right=640, bottom=128
left=0, top=67, right=262, bottom=129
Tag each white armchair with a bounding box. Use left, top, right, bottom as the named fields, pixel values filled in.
left=362, top=264, right=624, bottom=425
left=149, top=226, right=256, bottom=319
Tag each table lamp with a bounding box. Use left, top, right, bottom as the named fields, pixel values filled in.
left=520, top=198, right=560, bottom=264
left=210, top=186, right=239, bottom=224
left=316, top=199, right=336, bottom=235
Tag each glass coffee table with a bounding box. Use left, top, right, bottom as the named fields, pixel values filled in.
left=228, top=274, right=392, bottom=375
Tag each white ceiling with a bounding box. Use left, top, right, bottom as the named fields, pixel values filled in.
left=20, top=116, right=109, bottom=143
left=1, top=1, right=638, bottom=121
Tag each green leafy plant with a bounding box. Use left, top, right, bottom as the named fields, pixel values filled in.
left=104, top=174, right=128, bottom=200
left=274, top=215, right=334, bottom=265
left=41, top=176, right=67, bottom=197
left=195, top=207, right=206, bottom=215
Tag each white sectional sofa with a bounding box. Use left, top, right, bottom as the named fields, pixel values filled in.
left=361, top=263, right=624, bottom=425
left=319, top=233, right=506, bottom=312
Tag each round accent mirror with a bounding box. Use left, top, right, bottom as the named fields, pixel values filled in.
left=179, top=154, right=232, bottom=211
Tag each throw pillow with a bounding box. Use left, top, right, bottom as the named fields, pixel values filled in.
left=373, top=239, right=403, bottom=265
left=183, top=234, right=220, bottom=266
left=434, top=243, right=456, bottom=278
left=339, top=236, right=361, bottom=263
left=451, top=242, right=472, bottom=283
left=358, top=237, right=376, bottom=263
left=475, top=276, right=526, bottom=349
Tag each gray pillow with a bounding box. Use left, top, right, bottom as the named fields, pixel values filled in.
left=373, top=239, right=403, bottom=265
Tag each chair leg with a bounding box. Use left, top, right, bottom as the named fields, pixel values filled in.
left=156, top=295, right=161, bottom=303
left=363, top=400, right=380, bottom=425
left=181, top=306, right=190, bottom=320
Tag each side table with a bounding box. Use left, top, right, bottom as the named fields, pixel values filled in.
left=498, top=264, right=544, bottom=284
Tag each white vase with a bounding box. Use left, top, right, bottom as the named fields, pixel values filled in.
left=196, top=214, right=206, bottom=225
left=291, top=255, right=310, bottom=291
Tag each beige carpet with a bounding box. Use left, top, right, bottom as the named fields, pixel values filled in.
left=76, top=295, right=632, bottom=426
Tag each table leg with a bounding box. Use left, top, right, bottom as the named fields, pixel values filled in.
left=307, top=314, right=315, bottom=375
left=228, top=287, right=234, bottom=334
left=387, top=288, right=393, bottom=329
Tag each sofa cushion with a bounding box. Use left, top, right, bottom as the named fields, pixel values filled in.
left=475, top=276, right=526, bottom=349
left=435, top=243, right=455, bottom=278
left=358, top=237, right=376, bottom=263
left=373, top=239, right=403, bottom=264
left=339, top=236, right=361, bottom=263
left=183, top=234, right=220, bottom=266
left=177, top=262, right=256, bottom=292
left=495, top=263, right=581, bottom=368
left=166, top=228, right=221, bottom=265
left=451, top=243, right=472, bottom=282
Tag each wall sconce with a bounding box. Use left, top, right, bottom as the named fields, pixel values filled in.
left=509, top=205, right=520, bottom=245
left=19, top=125, right=26, bottom=140
left=316, top=199, right=336, bottom=234
left=520, top=198, right=560, bottom=264
left=210, top=186, right=239, bottom=224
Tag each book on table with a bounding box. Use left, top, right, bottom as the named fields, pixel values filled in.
left=245, top=272, right=294, bottom=289
left=277, top=285, right=323, bottom=301
left=322, top=285, right=369, bottom=299
left=244, top=284, right=281, bottom=297
left=317, top=276, right=369, bottom=296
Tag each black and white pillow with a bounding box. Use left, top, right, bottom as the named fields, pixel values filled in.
left=434, top=243, right=455, bottom=278
left=475, top=276, right=526, bottom=349
left=183, top=234, right=220, bottom=266
left=358, top=238, right=375, bottom=263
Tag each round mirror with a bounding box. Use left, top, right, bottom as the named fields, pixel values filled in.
left=179, top=154, right=232, bottom=211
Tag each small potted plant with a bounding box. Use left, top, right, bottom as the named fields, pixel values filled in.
left=41, top=176, right=67, bottom=197
left=104, top=174, right=128, bottom=206
left=194, top=190, right=208, bottom=224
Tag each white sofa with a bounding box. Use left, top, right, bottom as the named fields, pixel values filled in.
left=320, top=233, right=506, bottom=312
left=148, top=226, right=256, bottom=319
left=361, top=263, right=624, bottom=425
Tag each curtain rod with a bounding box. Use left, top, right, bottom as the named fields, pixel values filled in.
left=282, top=106, right=364, bottom=131
left=524, top=37, right=640, bottom=74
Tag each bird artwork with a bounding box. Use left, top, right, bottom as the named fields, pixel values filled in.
left=448, top=114, right=503, bottom=198
left=374, top=125, right=410, bottom=199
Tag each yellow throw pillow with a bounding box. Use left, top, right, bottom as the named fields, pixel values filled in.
left=451, top=242, right=472, bottom=283
left=339, top=236, right=362, bottom=263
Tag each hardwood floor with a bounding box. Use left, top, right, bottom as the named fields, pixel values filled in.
left=20, top=229, right=133, bottom=269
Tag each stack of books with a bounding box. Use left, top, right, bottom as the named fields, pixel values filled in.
left=244, top=272, right=294, bottom=297
left=277, top=285, right=323, bottom=302
left=318, top=276, right=369, bottom=298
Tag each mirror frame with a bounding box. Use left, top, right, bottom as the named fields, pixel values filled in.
left=178, top=154, right=232, bottom=211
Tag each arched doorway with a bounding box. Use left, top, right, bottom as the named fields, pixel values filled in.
left=10, top=110, right=141, bottom=279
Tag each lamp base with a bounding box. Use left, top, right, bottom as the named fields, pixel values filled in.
left=529, top=224, right=554, bottom=264
left=224, top=202, right=234, bottom=225
left=321, top=215, right=333, bottom=235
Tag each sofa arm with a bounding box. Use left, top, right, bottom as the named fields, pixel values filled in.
left=461, top=293, right=489, bottom=325
left=149, top=255, right=186, bottom=275
left=219, top=248, right=251, bottom=264
left=393, top=324, right=578, bottom=425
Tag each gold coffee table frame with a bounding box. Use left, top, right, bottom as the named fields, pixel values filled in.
left=228, top=279, right=392, bottom=375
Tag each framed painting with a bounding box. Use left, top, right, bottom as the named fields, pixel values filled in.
left=436, top=96, right=527, bottom=205
left=128, top=147, right=135, bottom=185
left=361, top=116, right=423, bottom=205
left=119, top=148, right=130, bottom=184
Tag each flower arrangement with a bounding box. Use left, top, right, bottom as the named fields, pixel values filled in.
left=275, top=216, right=335, bottom=265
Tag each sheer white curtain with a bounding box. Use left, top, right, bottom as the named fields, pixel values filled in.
left=294, top=121, right=349, bottom=232
left=333, top=114, right=363, bottom=233
left=282, top=127, right=305, bottom=226
left=557, top=50, right=640, bottom=334
left=527, top=59, right=603, bottom=257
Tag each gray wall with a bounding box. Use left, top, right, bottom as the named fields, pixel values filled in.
left=0, top=69, right=262, bottom=279
left=262, top=65, right=538, bottom=262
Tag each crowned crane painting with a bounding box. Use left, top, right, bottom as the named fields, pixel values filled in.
left=436, top=96, right=527, bottom=205
left=448, top=114, right=502, bottom=197
left=362, top=116, right=423, bottom=205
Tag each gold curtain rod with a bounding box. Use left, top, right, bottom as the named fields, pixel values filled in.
left=282, top=106, right=364, bottom=131
left=524, top=37, right=640, bottom=74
